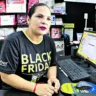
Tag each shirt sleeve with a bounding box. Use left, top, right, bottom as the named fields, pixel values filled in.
left=50, top=38, right=58, bottom=66
left=0, top=39, right=20, bottom=74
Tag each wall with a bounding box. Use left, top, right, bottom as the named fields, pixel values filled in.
left=55, top=0, right=95, bottom=40
left=65, top=2, right=95, bottom=40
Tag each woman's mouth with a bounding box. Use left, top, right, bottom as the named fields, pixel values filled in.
left=40, top=27, right=46, bottom=30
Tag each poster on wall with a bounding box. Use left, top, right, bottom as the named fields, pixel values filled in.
left=0, top=1, right=6, bottom=13
left=64, top=29, right=73, bottom=42
left=28, top=0, right=39, bottom=12
left=54, top=40, right=65, bottom=56
left=51, top=28, right=61, bottom=39
left=6, top=0, right=26, bottom=13
left=17, top=14, right=27, bottom=25
left=0, top=28, right=14, bottom=39
left=0, top=15, right=15, bottom=26
left=39, top=0, right=54, bottom=12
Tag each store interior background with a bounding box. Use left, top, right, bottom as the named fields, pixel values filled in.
left=0, top=0, right=96, bottom=56
left=56, top=0, right=95, bottom=40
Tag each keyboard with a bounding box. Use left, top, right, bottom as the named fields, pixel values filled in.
left=58, top=59, right=90, bottom=81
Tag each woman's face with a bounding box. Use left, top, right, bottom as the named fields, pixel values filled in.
left=27, top=6, right=51, bottom=36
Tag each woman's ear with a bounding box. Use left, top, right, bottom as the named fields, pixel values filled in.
left=26, top=16, right=30, bottom=25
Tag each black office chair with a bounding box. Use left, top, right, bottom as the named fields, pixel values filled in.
left=64, top=34, right=71, bottom=55
left=0, top=75, right=1, bottom=89
left=0, top=39, right=4, bottom=54
left=0, top=39, right=4, bottom=89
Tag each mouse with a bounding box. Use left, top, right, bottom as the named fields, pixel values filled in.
left=76, top=81, right=93, bottom=90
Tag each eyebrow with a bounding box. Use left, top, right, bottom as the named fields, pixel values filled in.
left=36, top=13, right=51, bottom=17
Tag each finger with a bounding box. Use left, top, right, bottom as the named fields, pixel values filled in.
left=49, top=85, right=54, bottom=90
left=54, top=80, right=60, bottom=90
left=54, top=81, right=60, bottom=93
left=46, top=91, right=53, bottom=96
left=48, top=79, right=52, bottom=86
left=49, top=84, right=55, bottom=92
left=54, top=85, right=60, bottom=92
left=47, top=87, right=54, bottom=94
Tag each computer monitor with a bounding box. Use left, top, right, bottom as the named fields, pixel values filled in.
left=77, top=31, right=96, bottom=68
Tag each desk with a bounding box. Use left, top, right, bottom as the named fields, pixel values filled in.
left=0, top=90, right=96, bottom=96
left=0, top=67, right=69, bottom=96
left=0, top=90, right=35, bottom=96
left=57, top=56, right=96, bottom=96
left=0, top=67, right=96, bottom=96
left=0, top=57, right=96, bottom=96
left=0, top=89, right=64, bottom=96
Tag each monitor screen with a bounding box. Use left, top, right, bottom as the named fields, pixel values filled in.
left=77, top=31, right=96, bottom=67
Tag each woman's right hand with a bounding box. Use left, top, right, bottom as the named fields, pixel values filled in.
left=35, top=83, right=55, bottom=96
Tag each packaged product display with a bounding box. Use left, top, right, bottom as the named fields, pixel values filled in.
left=17, top=14, right=27, bottom=25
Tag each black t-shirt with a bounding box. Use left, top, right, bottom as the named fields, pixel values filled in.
left=0, top=31, right=57, bottom=89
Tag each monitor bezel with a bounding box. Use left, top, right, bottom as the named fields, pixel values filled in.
left=76, top=30, right=96, bottom=68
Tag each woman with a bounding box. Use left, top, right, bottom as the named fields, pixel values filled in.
left=0, top=3, right=60, bottom=96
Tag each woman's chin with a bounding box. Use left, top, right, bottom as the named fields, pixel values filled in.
left=38, top=32, right=48, bottom=35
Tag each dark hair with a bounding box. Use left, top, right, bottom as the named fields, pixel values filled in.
left=28, top=3, right=50, bottom=18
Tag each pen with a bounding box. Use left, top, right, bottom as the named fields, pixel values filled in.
left=59, top=67, right=68, bottom=77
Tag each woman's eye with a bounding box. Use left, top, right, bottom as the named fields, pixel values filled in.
left=36, top=15, right=42, bottom=18
left=47, top=18, right=51, bottom=21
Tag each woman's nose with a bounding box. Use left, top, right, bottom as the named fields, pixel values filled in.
left=41, top=19, right=47, bottom=24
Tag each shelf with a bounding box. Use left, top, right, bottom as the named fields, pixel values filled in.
left=51, top=13, right=66, bottom=15
left=0, top=25, right=28, bottom=28
left=0, top=25, right=63, bottom=28
left=0, top=25, right=16, bottom=28
left=51, top=25, right=63, bottom=28
left=0, top=13, right=27, bottom=15
left=0, top=12, right=66, bottom=15
left=17, top=25, right=28, bottom=27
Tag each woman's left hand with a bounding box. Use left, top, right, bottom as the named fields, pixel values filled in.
left=47, top=78, right=60, bottom=93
